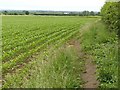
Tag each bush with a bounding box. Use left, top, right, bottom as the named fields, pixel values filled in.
left=101, top=1, right=120, bottom=36
left=81, top=21, right=118, bottom=88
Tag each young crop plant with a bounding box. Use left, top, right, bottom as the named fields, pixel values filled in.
left=2, top=16, right=98, bottom=88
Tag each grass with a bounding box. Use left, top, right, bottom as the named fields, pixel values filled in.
left=81, top=21, right=118, bottom=88
left=2, top=16, right=97, bottom=75
left=2, top=16, right=118, bottom=88
left=3, top=44, right=84, bottom=88
left=25, top=46, right=83, bottom=88
left=2, top=16, right=98, bottom=88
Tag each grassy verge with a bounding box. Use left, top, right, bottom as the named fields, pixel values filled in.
left=3, top=42, right=84, bottom=88
left=81, top=21, right=118, bottom=88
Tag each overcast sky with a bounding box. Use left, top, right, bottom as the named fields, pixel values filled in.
left=0, top=0, right=105, bottom=11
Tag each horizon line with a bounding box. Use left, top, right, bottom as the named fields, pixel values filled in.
left=0, top=9, right=101, bottom=12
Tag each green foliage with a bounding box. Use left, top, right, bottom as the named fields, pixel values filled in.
left=101, top=2, right=120, bottom=88
left=1, top=10, right=100, bottom=16
left=81, top=21, right=118, bottom=88
left=2, top=16, right=98, bottom=87
left=101, top=1, right=120, bottom=35
left=23, top=11, right=29, bottom=15
left=28, top=47, right=83, bottom=88
left=3, top=43, right=84, bottom=88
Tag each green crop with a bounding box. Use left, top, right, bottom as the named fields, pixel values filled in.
left=2, top=16, right=98, bottom=88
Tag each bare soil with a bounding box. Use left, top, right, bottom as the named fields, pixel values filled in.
left=67, top=38, right=99, bottom=88
left=0, top=76, right=2, bottom=88
left=82, top=55, right=99, bottom=88
left=80, top=21, right=99, bottom=88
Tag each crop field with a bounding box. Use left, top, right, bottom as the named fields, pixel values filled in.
left=2, top=16, right=97, bottom=73
left=1, top=16, right=118, bottom=88
left=2, top=16, right=99, bottom=88
left=1, top=0, right=119, bottom=89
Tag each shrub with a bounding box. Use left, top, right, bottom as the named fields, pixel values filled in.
left=101, top=1, right=120, bottom=36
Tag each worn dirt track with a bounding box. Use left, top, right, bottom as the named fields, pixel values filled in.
left=80, top=21, right=99, bottom=88
left=67, top=38, right=99, bottom=88
left=82, top=55, right=99, bottom=88
left=70, top=21, right=99, bottom=88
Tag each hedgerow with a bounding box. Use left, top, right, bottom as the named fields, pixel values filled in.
left=101, top=1, right=120, bottom=36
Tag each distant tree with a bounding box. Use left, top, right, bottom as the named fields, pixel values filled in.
left=25, top=11, right=29, bottom=15
left=97, top=12, right=100, bottom=16
left=90, top=11, right=95, bottom=16
left=82, top=11, right=90, bottom=16
left=14, top=13, right=18, bottom=15
left=69, top=12, right=74, bottom=15
left=3, top=11, right=8, bottom=15
left=23, top=11, right=29, bottom=15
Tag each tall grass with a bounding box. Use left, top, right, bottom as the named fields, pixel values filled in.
left=81, top=21, right=118, bottom=88
left=3, top=44, right=84, bottom=88
left=24, top=46, right=84, bottom=88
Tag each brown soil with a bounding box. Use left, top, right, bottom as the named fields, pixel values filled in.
left=82, top=55, right=99, bottom=88
left=80, top=21, right=99, bottom=88
left=66, top=39, right=82, bottom=55
left=0, top=80, right=2, bottom=87
left=0, top=76, right=2, bottom=88
left=67, top=38, right=99, bottom=88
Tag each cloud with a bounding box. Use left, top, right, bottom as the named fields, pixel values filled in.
left=0, top=0, right=105, bottom=11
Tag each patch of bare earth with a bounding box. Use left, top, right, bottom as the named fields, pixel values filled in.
left=67, top=35, right=99, bottom=88
left=82, top=55, right=99, bottom=88
left=80, top=21, right=99, bottom=88
left=66, top=39, right=83, bottom=57
left=68, top=21, right=99, bottom=89
left=0, top=76, right=2, bottom=88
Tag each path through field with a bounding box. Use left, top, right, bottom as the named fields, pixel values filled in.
left=79, top=21, right=99, bottom=88
left=68, top=36, right=99, bottom=88
left=82, top=55, right=99, bottom=88
left=2, top=16, right=100, bottom=88
left=0, top=76, right=2, bottom=88
left=67, top=21, right=99, bottom=88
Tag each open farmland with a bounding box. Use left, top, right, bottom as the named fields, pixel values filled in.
left=1, top=0, right=119, bottom=89
left=2, top=16, right=97, bottom=74
left=2, top=16, right=99, bottom=88
left=1, top=15, right=118, bottom=88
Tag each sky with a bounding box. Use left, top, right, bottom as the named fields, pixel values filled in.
left=0, top=0, right=105, bottom=11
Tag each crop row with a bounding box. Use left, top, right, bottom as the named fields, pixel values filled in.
left=2, top=26, right=79, bottom=63
left=3, top=27, right=80, bottom=88
left=3, top=28, right=79, bottom=74
left=2, top=16, right=97, bottom=76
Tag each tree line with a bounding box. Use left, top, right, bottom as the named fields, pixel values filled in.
left=1, top=10, right=29, bottom=15
left=0, top=10, right=100, bottom=16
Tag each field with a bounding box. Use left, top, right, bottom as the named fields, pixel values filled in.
left=2, top=16, right=97, bottom=73
left=1, top=16, right=118, bottom=88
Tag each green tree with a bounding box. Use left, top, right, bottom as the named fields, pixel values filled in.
left=25, top=11, right=29, bottom=15
left=82, top=11, right=90, bottom=16
left=101, top=1, right=120, bottom=35
left=3, top=11, right=8, bottom=15
left=90, top=11, right=95, bottom=16
left=23, top=11, right=29, bottom=15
